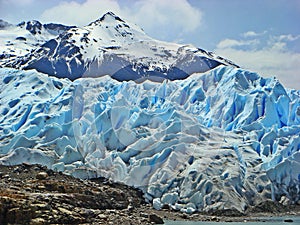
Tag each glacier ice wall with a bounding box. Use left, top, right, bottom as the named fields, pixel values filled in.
left=0, top=66, right=299, bottom=213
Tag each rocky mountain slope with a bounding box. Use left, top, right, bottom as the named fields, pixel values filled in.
left=1, top=12, right=237, bottom=81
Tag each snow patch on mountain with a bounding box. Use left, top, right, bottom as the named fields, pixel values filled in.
left=0, top=19, right=74, bottom=65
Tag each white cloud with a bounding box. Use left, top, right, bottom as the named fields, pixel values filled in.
left=40, top=0, right=122, bottom=26
left=264, top=34, right=300, bottom=51
left=217, top=39, right=259, bottom=49
left=270, top=41, right=286, bottom=51
left=277, top=34, right=300, bottom=42
left=243, top=30, right=266, bottom=38
left=40, top=0, right=202, bottom=41
left=128, top=0, right=202, bottom=34
left=215, top=34, right=300, bottom=90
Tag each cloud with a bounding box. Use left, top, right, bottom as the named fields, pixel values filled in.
left=276, top=34, right=300, bottom=42
left=0, top=0, right=46, bottom=23
left=127, top=0, right=202, bottom=35
left=40, top=0, right=122, bottom=26
left=216, top=39, right=259, bottom=49
left=215, top=33, right=300, bottom=90
left=242, top=30, right=266, bottom=38
left=40, top=0, right=202, bottom=41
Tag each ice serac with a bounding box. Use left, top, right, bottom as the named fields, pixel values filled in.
left=0, top=65, right=299, bottom=213
left=1, top=12, right=237, bottom=81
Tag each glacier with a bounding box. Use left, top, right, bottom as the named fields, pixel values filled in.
left=1, top=65, right=299, bottom=213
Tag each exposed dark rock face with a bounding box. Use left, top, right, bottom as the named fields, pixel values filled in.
left=0, top=164, right=164, bottom=225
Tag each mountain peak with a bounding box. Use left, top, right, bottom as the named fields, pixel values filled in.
left=84, top=11, right=148, bottom=44
left=88, top=11, right=125, bottom=26
left=17, top=20, right=43, bottom=35
left=101, top=11, right=125, bottom=22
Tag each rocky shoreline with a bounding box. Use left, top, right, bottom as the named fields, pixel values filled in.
left=0, top=164, right=299, bottom=225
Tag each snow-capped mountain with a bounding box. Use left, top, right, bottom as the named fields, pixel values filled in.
left=0, top=19, right=74, bottom=65
left=1, top=12, right=237, bottom=81
left=0, top=12, right=299, bottom=214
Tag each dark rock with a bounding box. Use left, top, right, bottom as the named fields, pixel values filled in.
left=209, top=208, right=245, bottom=217
left=0, top=164, right=151, bottom=224
left=140, top=212, right=148, bottom=218
left=25, top=20, right=42, bottom=35
left=149, top=214, right=164, bottom=224
left=127, top=204, right=134, bottom=212
left=16, top=37, right=27, bottom=41
left=97, top=213, right=108, bottom=220
left=284, top=218, right=294, bottom=223
left=181, top=213, right=188, bottom=219
left=249, top=200, right=288, bottom=213
left=2, top=174, right=9, bottom=179
left=13, top=167, right=21, bottom=173
left=36, top=172, right=48, bottom=180
left=30, top=217, right=46, bottom=225
left=162, top=204, right=170, bottom=210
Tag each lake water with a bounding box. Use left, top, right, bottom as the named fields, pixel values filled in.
left=164, top=216, right=300, bottom=225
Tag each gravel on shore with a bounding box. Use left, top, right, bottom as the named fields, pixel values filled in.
left=0, top=164, right=299, bottom=225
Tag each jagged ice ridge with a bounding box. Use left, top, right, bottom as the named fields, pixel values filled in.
left=1, top=65, right=300, bottom=213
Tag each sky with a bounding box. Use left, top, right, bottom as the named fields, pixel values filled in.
left=1, top=0, right=300, bottom=89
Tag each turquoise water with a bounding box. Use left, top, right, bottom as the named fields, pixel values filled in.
left=164, top=216, right=300, bottom=225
